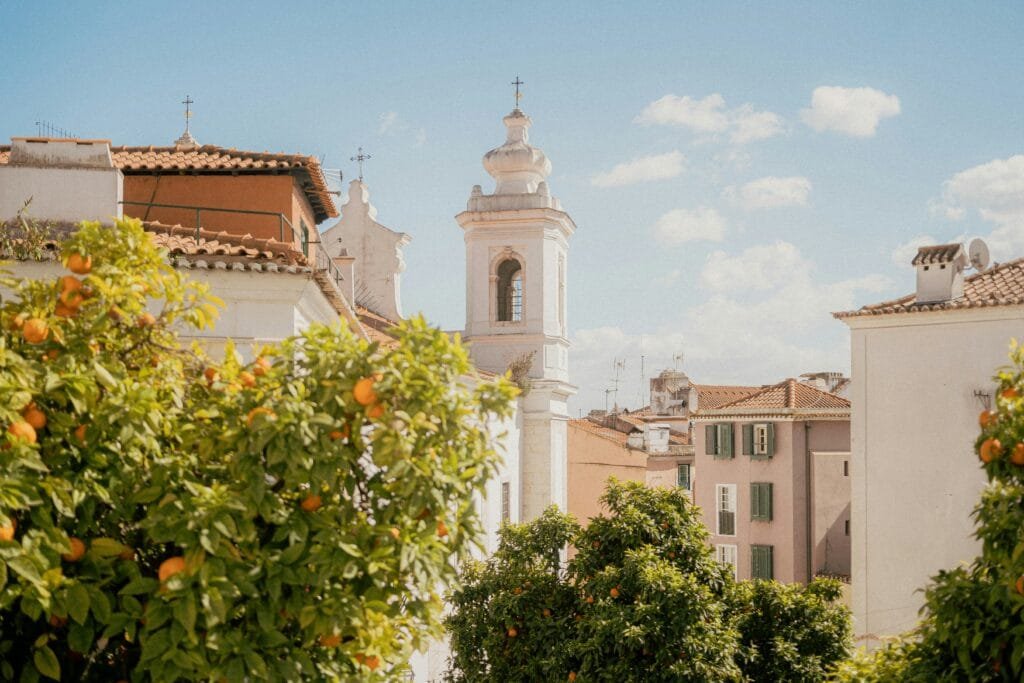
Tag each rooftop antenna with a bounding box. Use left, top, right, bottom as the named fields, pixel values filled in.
left=34, top=121, right=74, bottom=138
left=350, top=147, right=371, bottom=182
left=511, top=75, right=524, bottom=109
left=608, top=358, right=625, bottom=413
left=672, top=352, right=685, bottom=370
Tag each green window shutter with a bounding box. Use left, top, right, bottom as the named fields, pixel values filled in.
left=752, top=546, right=761, bottom=579
left=766, top=423, right=775, bottom=456
left=677, top=464, right=691, bottom=489
left=766, top=483, right=773, bottom=521
left=765, top=545, right=774, bottom=579
left=750, top=483, right=759, bottom=521
left=719, top=424, right=734, bottom=458
left=742, top=424, right=753, bottom=456
left=751, top=483, right=774, bottom=521
left=751, top=545, right=775, bottom=580
left=705, top=425, right=717, bottom=455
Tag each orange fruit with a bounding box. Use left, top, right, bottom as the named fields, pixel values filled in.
left=328, top=426, right=349, bottom=441
left=62, top=537, right=86, bottom=563
left=44, top=349, right=59, bottom=362
left=319, top=634, right=341, bottom=648
left=74, top=424, right=87, bottom=444
left=585, top=596, right=594, bottom=604
left=158, top=556, right=187, bottom=582
left=300, top=495, right=322, bottom=512
left=203, top=367, right=218, bottom=384
left=353, top=377, right=378, bottom=406
left=7, top=421, right=37, bottom=445
left=1016, top=576, right=1024, bottom=596
left=21, top=404, right=47, bottom=430
left=239, top=371, right=256, bottom=388
left=58, top=276, right=85, bottom=306
left=513, top=587, right=522, bottom=595
left=1010, top=443, right=1024, bottom=466
left=1003, top=388, right=1020, bottom=401
left=542, top=608, right=552, bottom=618
left=118, top=547, right=136, bottom=561
left=980, top=438, right=1002, bottom=463
left=245, top=407, right=275, bottom=427
left=55, top=302, right=77, bottom=318
left=253, top=356, right=271, bottom=377
left=436, top=520, right=449, bottom=538
left=364, top=655, right=380, bottom=671
left=568, top=673, right=577, bottom=682
left=136, top=312, right=156, bottom=328
left=0, top=519, right=15, bottom=542
left=22, top=318, right=49, bottom=344
left=610, top=586, right=620, bottom=599
left=49, top=614, right=68, bottom=628
left=66, top=253, right=92, bottom=275
left=366, top=402, right=385, bottom=419
left=507, top=627, right=518, bottom=638
left=9, top=312, right=27, bottom=330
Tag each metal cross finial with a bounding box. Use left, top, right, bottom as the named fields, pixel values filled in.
left=512, top=76, right=524, bottom=108
left=350, top=147, right=371, bottom=182
left=182, top=95, right=194, bottom=133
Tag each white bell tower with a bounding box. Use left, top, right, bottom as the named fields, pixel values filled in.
left=457, top=107, right=576, bottom=520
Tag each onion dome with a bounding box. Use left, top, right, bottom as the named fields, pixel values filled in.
left=482, top=109, right=551, bottom=195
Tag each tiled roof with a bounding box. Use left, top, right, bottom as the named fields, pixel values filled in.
left=145, top=222, right=306, bottom=266
left=912, top=243, right=963, bottom=265
left=614, top=411, right=690, bottom=445
left=834, top=256, right=1024, bottom=319
left=0, top=143, right=338, bottom=222
left=356, top=306, right=400, bottom=348
left=695, top=379, right=849, bottom=418
left=694, top=384, right=763, bottom=409
left=569, top=418, right=630, bottom=446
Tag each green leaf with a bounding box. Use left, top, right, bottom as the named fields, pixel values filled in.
left=67, top=583, right=90, bottom=624
left=173, top=595, right=197, bottom=633
left=67, top=623, right=93, bottom=655
left=32, top=646, right=59, bottom=681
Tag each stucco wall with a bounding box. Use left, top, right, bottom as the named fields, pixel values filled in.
left=0, top=165, right=123, bottom=223
left=567, top=426, right=647, bottom=524
left=848, top=308, right=1020, bottom=646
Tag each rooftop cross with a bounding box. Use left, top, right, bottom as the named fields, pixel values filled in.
left=511, top=76, right=524, bottom=109
left=182, top=95, right=194, bottom=133
left=350, top=147, right=371, bottom=182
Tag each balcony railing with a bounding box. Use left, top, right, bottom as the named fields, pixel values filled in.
left=119, top=201, right=306, bottom=256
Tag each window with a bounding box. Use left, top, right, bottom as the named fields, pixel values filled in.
left=843, top=460, right=849, bottom=477
left=496, top=259, right=523, bottom=322
left=716, top=544, right=738, bottom=579
left=750, top=482, right=773, bottom=521
left=845, top=519, right=850, bottom=536
left=751, top=545, right=774, bottom=580
left=676, top=463, right=692, bottom=491
left=705, top=423, right=734, bottom=459
left=300, top=218, right=310, bottom=257
left=716, top=484, right=736, bottom=536
left=501, top=482, right=510, bottom=523
left=742, top=423, right=775, bottom=458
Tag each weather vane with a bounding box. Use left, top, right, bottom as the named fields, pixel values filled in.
left=512, top=76, right=524, bottom=109
left=350, top=147, right=371, bottom=182
left=182, top=95, right=194, bottom=133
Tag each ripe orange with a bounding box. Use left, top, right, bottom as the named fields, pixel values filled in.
left=568, top=673, right=577, bottom=682
left=1016, top=576, right=1024, bottom=596
left=300, top=495, right=322, bottom=512
left=49, top=614, right=68, bottom=628
left=319, top=634, right=342, bottom=648
left=1003, top=388, right=1020, bottom=401
left=58, top=276, right=85, bottom=307
left=245, top=407, right=275, bottom=427
left=1011, top=443, right=1024, bottom=466
left=7, top=421, right=37, bottom=445
left=203, top=367, right=218, bottom=384
left=328, top=426, right=349, bottom=441
left=980, top=438, right=1002, bottom=463
left=436, top=520, right=449, bottom=538
left=136, top=312, right=156, bottom=328
left=0, top=519, right=15, bottom=542
left=585, top=596, right=594, bottom=604
left=542, top=608, right=552, bottom=618
left=239, top=371, right=256, bottom=388
left=22, top=318, right=49, bottom=344
left=66, top=253, right=92, bottom=275
left=21, top=404, right=47, bottom=430
left=253, top=356, right=271, bottom=377
left=610, top=586, right=620, bottom=599
left=55, top=302, right=77, bottom=318
left=364, top=655, right=380, bottom=671
left=62, top=537, right=86, bottom=563
left=74, top=424, right=87, bottom=444
left=513, top=587, right=523, bottom=595
left=507, top=627, right=518, bottom=638
left=353, top=377, right=378, bottom=406
left=158, top=556, right=187, bottom=582
left=43, top=349, right=59, bottom=362
left=366, top=402, right=385, bottom=419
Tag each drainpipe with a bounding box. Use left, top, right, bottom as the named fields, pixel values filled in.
left=804, top=421, right=813, bottom=584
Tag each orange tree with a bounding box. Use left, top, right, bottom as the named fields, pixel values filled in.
left=836, top=345, right=1024, bottom=682
left=0, top=218, right=515, bottom=681
left=445, top=480, right=851, bottom=682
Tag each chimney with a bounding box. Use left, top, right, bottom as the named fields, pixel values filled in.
left=913, top=243, right=967, bottom=304
left=333, top=248, right=356, bottom=308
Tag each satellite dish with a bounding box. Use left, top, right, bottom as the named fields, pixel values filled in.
left=969, top=238, right=991, bottom=271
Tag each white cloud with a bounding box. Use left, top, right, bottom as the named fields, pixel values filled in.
left=635, top=94, right=783, bottom=144
left=890, top=234, right=938, bottom=268
left=724, top=176, right=812, bottom=210
left=377, top=111, right=401, bottom=135
left=653, top=207, right=727, bottom=244
left=935, top=154, right=1024, bottom=260
left=800, top=86, right=901, bottom=137
left=569, top=242, right=892, bottom=414
left=591, top=151, right=685, bottom=188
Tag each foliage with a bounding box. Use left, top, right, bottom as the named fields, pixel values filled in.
left=445, top=480, right=851, bottom=682
left=0, top=218, right=516, bottom=681
left=833, top=343, right=1024, bottom=682
left=0, top=201, right=68, bottom=262
left=505, top=351, right=535, bottom=396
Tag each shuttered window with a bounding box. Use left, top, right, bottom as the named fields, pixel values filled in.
left=750, top=482, right=773, bottom=521
left=716, top=544, right=738, bottom=579
left=705, top=424, right=734, bottom=458
left=716, top=484, right=736, bottom=536
left=676, top=464, right=692, bottom=491
left=751, top=544, right=774, bottom=580
left=742, top=423, right=775, bottom=458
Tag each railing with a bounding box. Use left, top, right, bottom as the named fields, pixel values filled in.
left=119, top=201, right=305, bottom=256
left=310, top=240, right=346, bottom=291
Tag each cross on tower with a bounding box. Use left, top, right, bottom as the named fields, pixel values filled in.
left=350, top=147, right=371, bottom=182
left=511, top=76, right=524, bottom=108
left=182, top=95, right=194, bottom=133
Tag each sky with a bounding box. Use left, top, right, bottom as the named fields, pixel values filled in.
left=2, top=1, right=1023, bottom=414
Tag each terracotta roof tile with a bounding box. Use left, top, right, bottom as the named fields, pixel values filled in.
left=569, top=418, right=631, bottom=446
left=835, top=256, right=1024, bottom=319
left=912, top=243, right=964, bottom=265
left=695, top=379, right=849, bottom=418
left=0, top=143, right=337, bottom=222
left=144, top=222, right=306, bottom=265
left=694, top=384, right=763, bottom=409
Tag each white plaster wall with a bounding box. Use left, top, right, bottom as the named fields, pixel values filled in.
left=0, top=166, right=123, bottom=223
left=848, top=307, right=1023, bottom=646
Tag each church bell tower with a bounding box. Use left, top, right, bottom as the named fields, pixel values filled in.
left=457, top=105, right=576, bottom=520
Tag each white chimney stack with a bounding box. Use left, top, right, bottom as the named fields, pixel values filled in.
left=913, top=243, right=967, bottom=304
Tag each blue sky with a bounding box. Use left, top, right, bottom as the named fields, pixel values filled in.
left=3, top=1, right=1023, bottom=412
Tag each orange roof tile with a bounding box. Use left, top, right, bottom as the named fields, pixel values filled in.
left=0, top=143, right=338, bottom=222
left=695, top=379, right=849, bottom=418
left=694, top=384, right=763, bottom=409
left=145, top=222, right=305, bottom=265
left=569, top=418, right=631, bottom=446
left=835, top=256, right=1024, bottom=319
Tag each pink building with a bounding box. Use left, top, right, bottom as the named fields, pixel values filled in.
left=692, top=379, right=851, bottom=583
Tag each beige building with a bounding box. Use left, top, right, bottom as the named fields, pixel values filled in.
left=692, top=380, right=851, bottom=583
left=835, top=241, right=1015, bottom=647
